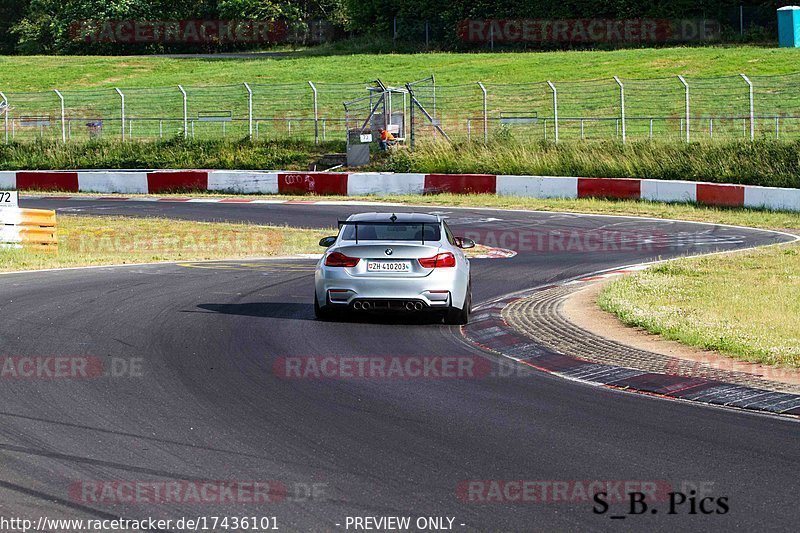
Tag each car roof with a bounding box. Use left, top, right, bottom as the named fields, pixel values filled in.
left=345, top=212, right=441, bottom=223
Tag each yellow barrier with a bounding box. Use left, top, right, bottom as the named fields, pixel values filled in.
left=8, top=209, right=58, bottom=250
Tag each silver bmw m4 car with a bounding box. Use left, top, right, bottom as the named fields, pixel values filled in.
left=314, top=212, right=475, bottom=324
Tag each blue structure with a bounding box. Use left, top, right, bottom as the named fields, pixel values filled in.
left=778, top=6, right=800, bottom=48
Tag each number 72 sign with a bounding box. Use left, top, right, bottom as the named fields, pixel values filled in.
left=0, top=190, right=18, bottom=209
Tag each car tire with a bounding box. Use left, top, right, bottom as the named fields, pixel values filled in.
left=444, top=283, right=471, bottom=325
left=314, top=292, right=335, bottom=321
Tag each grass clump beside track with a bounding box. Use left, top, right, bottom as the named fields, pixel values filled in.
left=0, top=138, right=344, bottom=171
left=598, top=244, right=800, bottom=368
left=0, top=215, right=324, bottom=272
left=382, top=140, right=800, bottom=188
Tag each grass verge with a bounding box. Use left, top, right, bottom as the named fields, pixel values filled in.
left=2, top=47, right=800, bottom=90
left=0, top=138, right=344, bottom=171
left=0, top=215, right=326, bottom=272
left=598, top=244, right=800, bottom=368
left=382, top=140, right=800, bottom=188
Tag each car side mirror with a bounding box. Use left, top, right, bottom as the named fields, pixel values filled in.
left=456, top=237, right=475, bottom=249
left=319, top=236, right=337, bottom=247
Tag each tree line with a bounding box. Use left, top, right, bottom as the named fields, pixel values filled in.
left=0, top=1, right=785, bottom=54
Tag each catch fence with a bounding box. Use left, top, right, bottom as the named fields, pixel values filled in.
left=3, top=73, right=800, bottom=145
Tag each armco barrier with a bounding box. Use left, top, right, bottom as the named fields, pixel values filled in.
left=0, top=208, right=58, bottom=250
left=4, top=170, right=800, bottom=213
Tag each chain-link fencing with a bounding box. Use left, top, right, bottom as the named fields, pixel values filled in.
left=3, top=73, right=800, bottom=145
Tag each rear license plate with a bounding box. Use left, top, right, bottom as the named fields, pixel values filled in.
left=367, top=261, right=411, bottom=272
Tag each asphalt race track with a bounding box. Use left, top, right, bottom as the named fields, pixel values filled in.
left=0, top=197, right=797, bottom=531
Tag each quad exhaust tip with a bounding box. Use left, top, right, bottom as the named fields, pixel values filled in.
left=354, top=300, right=424, bottom=311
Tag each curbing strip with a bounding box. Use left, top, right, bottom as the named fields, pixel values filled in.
left=5, top=170, right=800, bottom=212
left=461, top=267, right=800, bottom=417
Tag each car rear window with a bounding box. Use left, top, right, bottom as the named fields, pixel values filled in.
left=340, top=223, right=441, bottom=241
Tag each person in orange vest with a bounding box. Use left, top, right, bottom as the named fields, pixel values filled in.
left=378, top=128, right=396, bottom=151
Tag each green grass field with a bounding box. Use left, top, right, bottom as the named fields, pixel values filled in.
left=599, top=243, right=800, bottom=368
left=2, top=47, right=800, bottom=89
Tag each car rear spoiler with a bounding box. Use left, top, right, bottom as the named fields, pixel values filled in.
left=337, top=220, right=437, bottom=245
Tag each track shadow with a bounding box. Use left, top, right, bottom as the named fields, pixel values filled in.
left=196, top=302, right=445, bottom=325
left=197, top=302, right=312, bottom=320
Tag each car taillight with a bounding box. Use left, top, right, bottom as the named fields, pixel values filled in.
left=325, top=251, right=360, bottom=267
left=418, top=252, right=456, bottom=268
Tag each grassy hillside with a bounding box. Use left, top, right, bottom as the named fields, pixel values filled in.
left=2, top=46, right=800, bottom=90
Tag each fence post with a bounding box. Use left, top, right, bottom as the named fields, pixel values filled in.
left=547, top=81, right=558, bottom=143
left=678, top=76, right=690, bottom=143
left=613, top=76, right=626, bottom=143
left=477, top=82, right=488, bottom=145
left=0, top=92, right=8, bottom=144
left=409, top=89, right=415, bottom=150
left=431, top=74, right=437, bottom=125
left=54, top=89, right=66, bottom=143
left=308, top=81, right=319, bottom=145
left=244, top=83, right=253, bottom=139
left=178, top=85, right=188, bottom=138
left=740, top=74, right=754, bottom=141
left=115, top=88, right=125, bottom=141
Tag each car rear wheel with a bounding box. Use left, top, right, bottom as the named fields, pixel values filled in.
left=444, top=283, right=471, bottom=325
left=314, top=292, right=336, bottom=320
